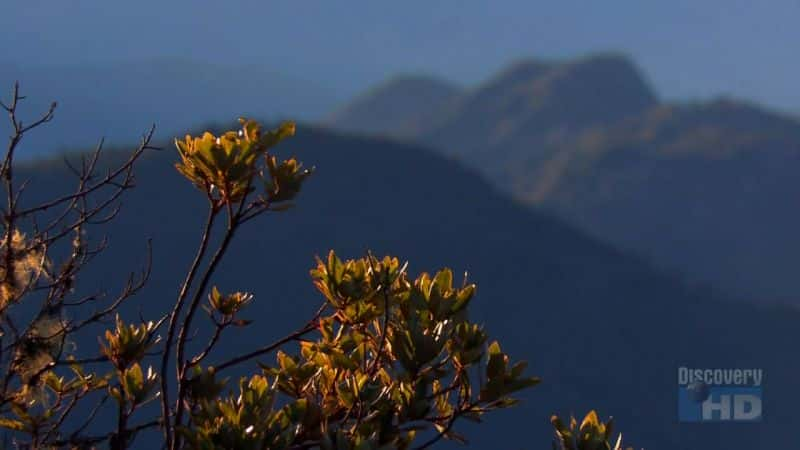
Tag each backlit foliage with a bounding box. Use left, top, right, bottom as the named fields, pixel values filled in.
left=551, top=411, right=632, bottom=450
left=175, top=119, right=310, bottom=207
left=0, top=84, right=634, bottom=449
left=100, top=315, right=159, bottom=371
left=178, top=251, right=539, bottom=449
left=0, top=83, right=154, bottom=449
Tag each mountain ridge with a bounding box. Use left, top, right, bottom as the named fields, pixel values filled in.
left=326, top=75, right=463, bottom=138
left=327, top=54, right=800, bottom=304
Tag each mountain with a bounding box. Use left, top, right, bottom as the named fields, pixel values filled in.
left=517, top=99, right=800, bottom=305
left=425, top=54, right=657, bottom=161
left=326, top=75, right=463, bottom=138
left=327, top=54, right=800, bottom=305
left=18, top=126, right=800, bottom=449
left=0, top=58, right=340, bottom=159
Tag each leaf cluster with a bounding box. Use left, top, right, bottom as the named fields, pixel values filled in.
left=179, top=251, right=540, bottom=449
left=175, top=119, right=311, bottom=208
left=551, top=411, right=634, bottom=450
left=0, top=90, right=636, bottom=449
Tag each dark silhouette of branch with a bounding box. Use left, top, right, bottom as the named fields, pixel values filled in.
left=0, top=83, right=154, bottom=448
left=171, top=221, right=238, bottom=447
left=159, top=203, right=216, bottom=450
left=214, top=322, right=316, bottom=372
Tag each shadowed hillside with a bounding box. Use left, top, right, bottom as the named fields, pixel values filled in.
left=515, top=99, right=800, bottom=304
left=18, top=126, right=800, bottom=449
left=328, top=54, right=800, bottom=305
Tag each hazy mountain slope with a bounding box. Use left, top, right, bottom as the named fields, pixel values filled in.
left=18, top=127, right=799, bottom=449
left=519, top=100, right=800, bottom=304
left=0, top=59, right=339, bottom=159
left=330, top=54, right=658, bottom=178
left=423, top=54, right=657, bottom=166
left=326, top=75, right=463, bottom=138
left=328, top=55, right=800, bottom=304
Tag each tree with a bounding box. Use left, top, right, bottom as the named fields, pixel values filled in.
left=0, top=84, right=632, bottom=449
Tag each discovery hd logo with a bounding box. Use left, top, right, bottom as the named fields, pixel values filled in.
left=677, top=367, right=763, bottom=422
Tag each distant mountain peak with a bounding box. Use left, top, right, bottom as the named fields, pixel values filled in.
left=374, top=74, right=462, bottom=93
left=411, top=54, right=659, bottom=167
left=328, top=54, right=659, bottom=149
left=326, top=54, right=800, bottom=304
left=485, top=58, right=554, bottom=87
left=513, top=53, right=658, bottom=108
left=326, top=74, right=462, bottom=138
left=482, top=53, right=657, bottom=102
left=565, top=52, right=648, bottom=72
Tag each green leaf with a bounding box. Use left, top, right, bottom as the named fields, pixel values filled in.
left=0, top=417, right=25, bottom=431
left=486, top=341, right=505, bottom=379
left=261, top=121, right=296, bottom=149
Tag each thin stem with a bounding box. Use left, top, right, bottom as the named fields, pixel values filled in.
left=171, top=223, right=238, bottom=446
left=50, top=420, right=160, bottom=448
left=113, top=392, right=129, bottom=450
left=188, top=321, right=225, bottom=367
left=16, top=127, right=156, bottom=217
left=214, top=321, right=317, bottom=372
left=159, top=204, right=216, bottom=450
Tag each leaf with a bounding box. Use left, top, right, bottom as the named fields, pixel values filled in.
left=432, top=268, right=453, bottom=297
left=276, top=351, right=297, bottom=371
left=580, top=410, right=600, bottom=430
left=486, top=341, right=505, bottom=379
left=0, top=417, right=25, bottom=431
left=510, top=360, right=528, bottom=379
left=451, top=283, right=475, bottom=313
left=261, top=121, right=296, bottom=149
left=126, top=363, right=144, bottom=388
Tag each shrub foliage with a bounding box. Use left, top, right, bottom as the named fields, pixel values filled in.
left=0, top=84, right=631, bottom=449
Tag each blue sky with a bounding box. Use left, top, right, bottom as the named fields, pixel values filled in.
left=3, top=0, right=800, bottom=113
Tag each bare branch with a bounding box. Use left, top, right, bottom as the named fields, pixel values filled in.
left=214, top=302, right=326, bottom=372
left=159, top=203, right=216, bottom=450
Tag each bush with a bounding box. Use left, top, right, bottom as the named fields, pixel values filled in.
left=0, top=84, right=632, bottom=449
